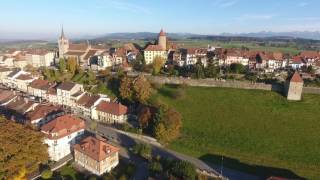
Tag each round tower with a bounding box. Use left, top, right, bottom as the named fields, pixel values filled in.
left=158, top=29, right=167, bottom=50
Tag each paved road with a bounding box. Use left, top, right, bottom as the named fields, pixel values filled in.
left=89, top=121, right=261, bottom=180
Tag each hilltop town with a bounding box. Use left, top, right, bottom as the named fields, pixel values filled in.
left=0, top=28, right=320, bottom=180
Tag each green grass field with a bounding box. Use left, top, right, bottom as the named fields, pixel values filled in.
left=173, top=40, right=300, bottom=55
left=157, top=86, right=320, bottom=179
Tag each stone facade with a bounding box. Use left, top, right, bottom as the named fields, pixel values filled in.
left=286, top=72, right=304, bottom=101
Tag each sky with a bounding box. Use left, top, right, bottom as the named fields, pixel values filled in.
left=0, top=0, right=320, bottom=40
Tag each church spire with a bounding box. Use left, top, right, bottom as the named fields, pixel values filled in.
left=60, top=25, right=66, bottom=39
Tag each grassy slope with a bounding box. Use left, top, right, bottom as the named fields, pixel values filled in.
left=157, top=86, right=320, bottom=179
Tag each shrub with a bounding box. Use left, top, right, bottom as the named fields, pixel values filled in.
left=41, top=169, right=53, bottom=179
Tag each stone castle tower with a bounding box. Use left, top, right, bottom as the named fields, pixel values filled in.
left=286, top=71, right=304, bottom=101
left=158, top=29, right=167, bottom=50
left=58, top=26, right=69, bottom=58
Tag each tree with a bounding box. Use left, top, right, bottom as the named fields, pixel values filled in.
left=58, top=58, right=66, bottom=72
left=133, top=75, right=152, bottom=103
left=205, top=64, right=219, bottom=78
left=0, top=117, right=49, bottom=179
left=153, top=107, right=182, bottom=144
left=171, top=160, right=196, bottom=180
left=132, top=143, right=152, bottom=160
left=229, top=63, right=246, bottom=74
left=194, top=63, right=205, bottom=79
left=152, top=56, right=165, bottom=75
left=41, top=169, right=53, bottom=179
left=67, top=57, right=78, bottom=75
left=119, top=76, right=133, bottom=101
left=138, top=106, right=153, bottom=129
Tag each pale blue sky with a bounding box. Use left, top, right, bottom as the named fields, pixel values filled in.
left=0, top=0, right=319, bottom=39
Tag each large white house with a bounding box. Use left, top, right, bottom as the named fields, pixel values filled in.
left=41, top=114, right=86, bottom=161
left=56, top=82, right=84, bottom=107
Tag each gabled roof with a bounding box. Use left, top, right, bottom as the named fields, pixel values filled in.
left=96, top=101, right=128, bottom=116
left=145, top=44, right=165, bottom=51
left=15, top=74, right=33, bottom=80
left=83, top=49, right=97, bottom=60
left=65, top=51, right=86, bottom=56
left=68, top=43, right=88, bottom=51
left=57, top=82, right=77, bottom=91
left=7, top=69, right=20, bottom=78
left=6, top=97, right=37, bottom=114
left=30, top=79, right=53, bottom=90
left=76, top=93, right=100, bottom=108
left=26, top=104, right=63, bottom=122
left=74, top=136, right=119, bottom=161
left=41, top=114, right=85, bottom=139
left=290, top=71, right=303, bottom=83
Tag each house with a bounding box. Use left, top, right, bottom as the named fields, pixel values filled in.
left=74, top=93, right=110, bottom=118
left=285, top=71, right=304, bottom=101
left=144, top=29, right=168, bottom=64
left=290, top=56, right=305, bottom=70
left=56, top=82, right=84, bottom=107
left=47, top=87, right=59, bottom=105
left=5, top=97, right=38, bottom=122
left=25, top=104, right=64, bottom=128
left=28, top=79, right=55, bottom=99
left=73, top=136, right=119, bottom=175
left=0, top=90, right=18, bottom=106
left=0, top=67, right=13, bottom=84
left=14, top=74, right=36, bottom=92
left=41, top=114, right=86, bottom=161
left=25, top=49, right=55, bottom=67
left=184, top=48, right=208, bottom=67
left=224, top=49, right=249, bottom=66
left=94, top=101, right=128, bottom=124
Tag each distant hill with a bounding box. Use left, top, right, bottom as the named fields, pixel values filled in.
left=93, top=31, right=320, bottom=41
left=220, top=31, right=320, bottom=40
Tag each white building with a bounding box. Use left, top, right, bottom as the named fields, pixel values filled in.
left=93, top=101, right=128, bottom=124
left=56, top=82, right=84, bottom=107
left=41, top=114, right=86, bottom=161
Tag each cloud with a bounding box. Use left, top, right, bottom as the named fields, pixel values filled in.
left=234, top=14, right=275, bottom=21
left=212, top=0, right=238, bottom=8
left=99, top=0, right=151, bottom=14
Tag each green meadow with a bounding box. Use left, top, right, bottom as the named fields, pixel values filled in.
left=157, top=85, right=320, bottom=179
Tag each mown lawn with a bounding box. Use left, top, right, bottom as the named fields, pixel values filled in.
left=157, top=86, right=320, bottom=179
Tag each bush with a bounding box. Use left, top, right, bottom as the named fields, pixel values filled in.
left=41, top=169, right=53, bottom=179
left=149, top=161, right=163, bottom=175
left=171, top=160, right=196, bottom=180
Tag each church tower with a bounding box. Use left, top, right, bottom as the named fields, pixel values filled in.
left=58, top=26, right=69, bottom=58
left=158, top=29, right=167, bottom=50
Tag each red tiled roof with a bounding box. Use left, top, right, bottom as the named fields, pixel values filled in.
left=290, top=71, right=303, bottom=83
left=57, top=82, right=77, bottom=91
left=30, top=79, right=53, bottom=90
left=76, top=93, right=100, bottom=108
left=41, top=114, right=85, bottom=139
left=292, top=56, right=303, bottom=64
left=96, top=101, right=128, bottom=116
left=6, top=97, right=36, bottom=114
left=74, top=136, right=119, bottom=161
left=68, top=43, right=88, bottom=51
left=83, top=50, right=97, bottom=60
left=15, top=74, right=33, bottom=80
left=145, top=44, right=165, bottom=51
left=65, top=51, right=86, bottom=56
left=300, top=51, right=320, bottom=59
left=26, top=104, right=63, bottom=122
